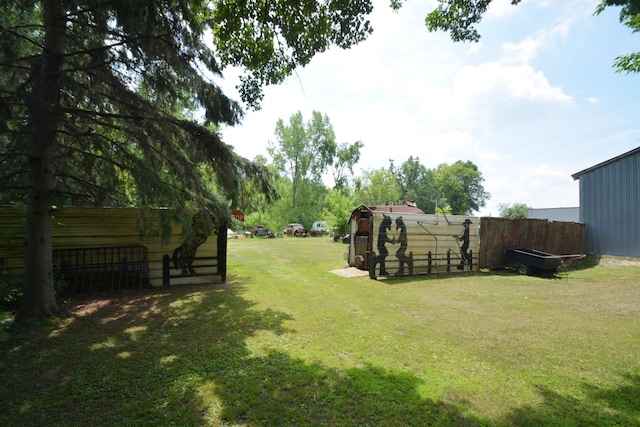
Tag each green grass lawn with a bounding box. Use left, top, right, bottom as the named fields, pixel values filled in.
left=1, top=237, right=639, bottom=426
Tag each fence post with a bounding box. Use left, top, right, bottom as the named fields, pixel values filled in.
left=428, top=251, right=432, bottom=275
left=446, top=250, right=451, bottom=273
left=162, top=254, right=170, bottom=287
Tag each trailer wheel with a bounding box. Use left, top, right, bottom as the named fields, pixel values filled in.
left=517, top=264, right=528, bottom=275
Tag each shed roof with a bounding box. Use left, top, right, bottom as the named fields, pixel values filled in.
left=360, top=201, right=425, bottom=215
left=571, top=146, right=640, bottom=180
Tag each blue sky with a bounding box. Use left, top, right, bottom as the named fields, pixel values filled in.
left=218, top=0, right=640, bottom=217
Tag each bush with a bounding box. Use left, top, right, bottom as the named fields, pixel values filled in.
left=0, top=272, right=22, bottom=312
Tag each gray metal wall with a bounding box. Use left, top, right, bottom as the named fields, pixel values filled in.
left=579, top=151, right=640, bottom=257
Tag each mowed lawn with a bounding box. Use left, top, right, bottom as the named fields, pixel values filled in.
left=2, top=237, right=640, bottom=426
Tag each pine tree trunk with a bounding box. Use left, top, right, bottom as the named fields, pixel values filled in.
left=18, top=1, right=66, bottom=319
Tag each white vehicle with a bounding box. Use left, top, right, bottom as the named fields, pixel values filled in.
left=310, top=221, right=328, bottom=236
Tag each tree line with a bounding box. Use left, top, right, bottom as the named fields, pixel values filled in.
left=244, top=111, right=490, bottom=235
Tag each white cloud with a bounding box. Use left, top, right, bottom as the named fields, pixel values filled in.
left=486, top=0, right=522, bottom=18
left=450, top=62, right=575, bottom=129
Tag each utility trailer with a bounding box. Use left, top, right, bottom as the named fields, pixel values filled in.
left=505, top=248, right=584, bottom=276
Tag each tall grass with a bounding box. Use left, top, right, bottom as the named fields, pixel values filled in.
left=1, top=237, right=639, bottom=426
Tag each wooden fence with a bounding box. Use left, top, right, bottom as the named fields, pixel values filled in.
left=0, top=206, right=227, bottom=291
left=478, top=217, right=586, bottom=269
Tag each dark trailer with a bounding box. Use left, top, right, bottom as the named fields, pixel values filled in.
left=505, top=248, right=584, bottom=276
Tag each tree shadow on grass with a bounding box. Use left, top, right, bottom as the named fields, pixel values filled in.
left=1, top=282, right=480, bottom=426
left=502, top=375, right=640, bottom=426
left=3, top=281, right=639, bottom=426
left=211, top=351, right=477, bottom=426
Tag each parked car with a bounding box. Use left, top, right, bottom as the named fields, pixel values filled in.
left=285, top=223, right=308, bottom=237
left=245, top=225, right=271, bottom=238
left=309, top=221, right=328, bottom=236
left=333, top=233, right=350, bottom=244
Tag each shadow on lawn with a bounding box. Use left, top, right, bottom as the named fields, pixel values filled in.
left=377, top=253, right=606, bottom=285
left=2, top=280, right=639, bottom=426
left=504, top=376, right=640, bottom=426
left=1, top=282, right=476, bottom=426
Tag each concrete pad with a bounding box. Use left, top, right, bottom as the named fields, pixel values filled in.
left=330, top=266, right=369, bottom=278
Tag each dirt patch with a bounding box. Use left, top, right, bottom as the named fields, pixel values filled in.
left=598, top=256, right=640, bottom=267
left=73, top=299, right=115, bottom=316
left=561, top=254, right=640, bottom=270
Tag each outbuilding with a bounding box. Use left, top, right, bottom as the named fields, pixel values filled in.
left=572, top=146, right=640, bottom=258
left=348, top=204, right=479, bottom=278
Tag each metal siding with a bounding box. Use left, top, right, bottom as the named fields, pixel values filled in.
left=580, top=151, right=640, bottom=257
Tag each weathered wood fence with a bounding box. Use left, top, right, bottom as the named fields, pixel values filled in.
left=478, top=217, right=586, bottom=269
left=0, top=206, right=227, bottom=293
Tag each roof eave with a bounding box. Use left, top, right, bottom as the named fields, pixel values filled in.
left=572, top=146, right=640, bottom=180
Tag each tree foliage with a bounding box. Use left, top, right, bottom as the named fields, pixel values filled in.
left=433, top=160, right=489, bottom=215
left=354, top=168, right=402, bottom=207
left=389, top=156, right=437, bottom=213
left=211, top=0, right=374, bottom=109
left=498, top=202, right=530, bottom=219
left=354, top=158, right=489, bottom=215
left=331, top=141, right=364, bottom=190
left=268, top=111, right=337, bottom=210
left=424, top=0, right=521, bottom=43
left=322, top=188, right=354, bottom=235
left=0, top=1, right=378, bottom=318
left=596, top=0, right=640, bottom=73
left=424, top=0, right=640, bottom=74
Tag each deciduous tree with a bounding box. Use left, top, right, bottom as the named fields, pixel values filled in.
left=331, top=141, right=364, bottom=190
left=323, top=188, right=355, bottom=235
left=389, top=156, right=438, bottom=213
left=267, top=111, right=337, bottom=210
left=433, top=161, right=489, bottom=215
left=498, top=202, right=531, bottom=219
left=354, top=168, right=402, bottom=207
left=596, top=0, right=640, bottom=73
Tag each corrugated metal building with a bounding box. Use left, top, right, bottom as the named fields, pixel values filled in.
left=571, top=147, right=640, bottom=257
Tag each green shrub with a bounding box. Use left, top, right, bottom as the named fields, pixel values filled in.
left=0, top=272, right=22, bottom=312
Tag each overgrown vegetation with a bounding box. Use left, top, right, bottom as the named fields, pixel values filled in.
left=2, top=238, right=639, bottom=426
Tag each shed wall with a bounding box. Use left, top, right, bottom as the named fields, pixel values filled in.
left=0, top=206, right=226, bottom=288
left=578, top=151, right=640, bottom=257
left=356, top=212, right=479, bottom=278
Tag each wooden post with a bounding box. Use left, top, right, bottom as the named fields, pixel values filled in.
left=162, top=254, right=170, bottom=287
left=217, top=221, right=228, bottom=282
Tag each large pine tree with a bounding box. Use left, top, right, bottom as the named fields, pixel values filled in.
left=0, top=0, right=375, bottom=318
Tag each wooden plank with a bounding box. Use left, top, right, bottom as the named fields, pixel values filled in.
left=0, top=206, right=226, bottom=287
left=478, top=217, right=585, bottom=268
left=367, top=212, right=479, bottom=278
